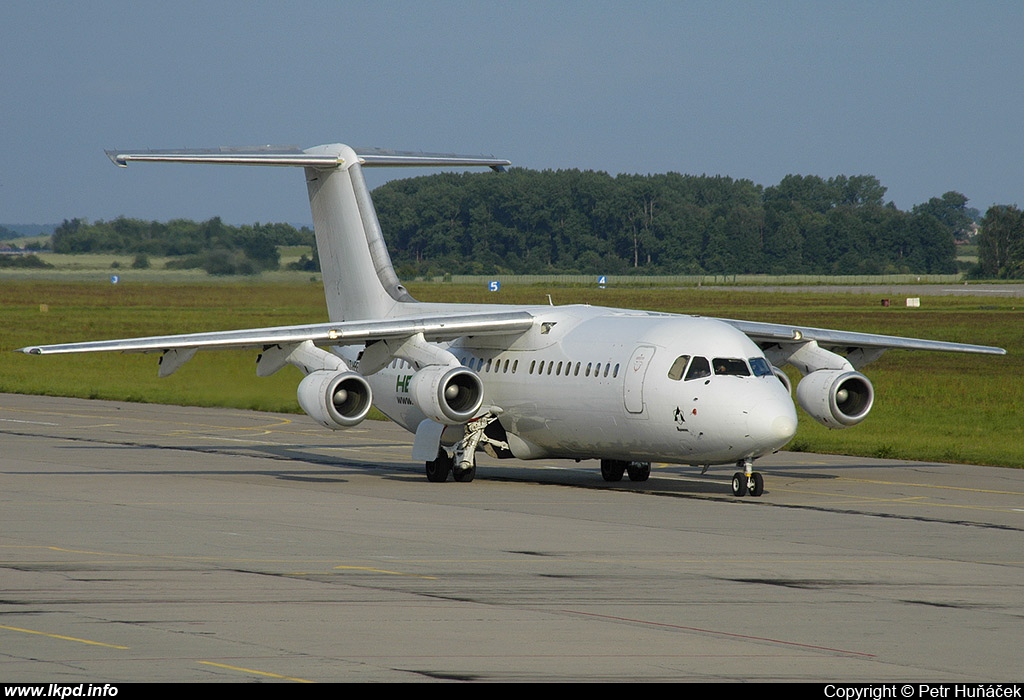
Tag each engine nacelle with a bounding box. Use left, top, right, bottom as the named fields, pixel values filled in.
left=796, top=369, right=874, bottom=429
left=297, top=370, right=373, bottom=430
left=409, top=365, right=483, bottom=425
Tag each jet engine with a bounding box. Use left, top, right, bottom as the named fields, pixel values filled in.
left=796, top=369, right=874, bottom=429
left=410, top=365, right=484, bottom=425
left=297, top=370, right=373, bottom=430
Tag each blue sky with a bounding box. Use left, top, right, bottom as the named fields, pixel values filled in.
left=2, top=1, right=1023, bottom=226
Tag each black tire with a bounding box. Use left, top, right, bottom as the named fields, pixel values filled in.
left=626, top=462, right=651, bottom=482
left=425, top=449, right=452, bottom=483
left=732, top=472, right=747, bottom=497
left=453, top=465, right=476, bottom=482
left=600, top=459, right=625, bottom=482
left=750, top=472, right=764, bottom=497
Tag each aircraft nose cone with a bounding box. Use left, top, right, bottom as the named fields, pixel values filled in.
left=746, top=395, right=798, bottom=450
left=770, top=413, right=798, bottom=443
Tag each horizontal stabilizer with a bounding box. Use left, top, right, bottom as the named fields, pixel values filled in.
left=106, top=145, right=511, bottom=171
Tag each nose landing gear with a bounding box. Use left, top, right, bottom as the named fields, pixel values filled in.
left=732, top=459, right=764, bottom=497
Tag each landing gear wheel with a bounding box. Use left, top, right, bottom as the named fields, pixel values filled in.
left=452, top=467, right=475, bottom=482
left=731, top=472, right=748, bottom=497
left=749, top=472, right=764, bottom=497
left=600, top=459, right=625, bottom=482
left=425, top=449, right=452, bottom=483
left=453, top=459, right=477, bottom=483
left=626, top=462, right=651, bottom=482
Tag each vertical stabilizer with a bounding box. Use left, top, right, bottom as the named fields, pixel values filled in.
left=303, top=144, right=410, bottom=321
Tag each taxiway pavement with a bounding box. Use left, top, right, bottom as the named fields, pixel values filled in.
left=1, top=394, right=1021, bottom=682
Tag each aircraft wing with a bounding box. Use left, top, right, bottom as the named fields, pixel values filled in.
left=722, top=318, right=1006, bottom=357
left=19, top=310, right=535, bottom=356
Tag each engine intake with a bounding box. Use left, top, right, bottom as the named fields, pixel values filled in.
left=297, top=370, right=373, bottom=430
left=796, top=369, right=874, bottom=429
left=410, top=366, right=483, bottom=425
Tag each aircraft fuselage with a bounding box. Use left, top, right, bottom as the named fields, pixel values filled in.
left=368, top=304, right=798, bottom=467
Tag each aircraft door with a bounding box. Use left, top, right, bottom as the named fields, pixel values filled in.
left=623, top=345, right=656, bottom=414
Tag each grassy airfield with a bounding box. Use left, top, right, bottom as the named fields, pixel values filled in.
left=2, top=277, right=1020, bottom=468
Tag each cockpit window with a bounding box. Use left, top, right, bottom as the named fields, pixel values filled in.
left=667, top=355, right=690, bottom=381
left=712, top=358, right=751, bottom=376
left=684, top=356, right=711, bottom=380
left=749, top=357, right=773, bottom=377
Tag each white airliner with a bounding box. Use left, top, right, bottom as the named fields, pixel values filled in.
left=21, top=144, right=1006, bottom=496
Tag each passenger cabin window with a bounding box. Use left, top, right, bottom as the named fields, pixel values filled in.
left=713, top=358, right=751, bottom=376
left=667, top=355, right=690, bottom=381
left=749, top=357, right=773, bottom=377
left=684, top=356, right=711, bottom=380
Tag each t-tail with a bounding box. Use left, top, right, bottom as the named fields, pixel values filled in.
left=106, top=144, right=510, bottom=321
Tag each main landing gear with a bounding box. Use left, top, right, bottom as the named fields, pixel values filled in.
left=425, top=446, right=477, bottom=483
left=424, top=413, right=507, bottom=483
left=731, top=458, right=764, bottom=497
left=600, top=459, right=651, bottom=482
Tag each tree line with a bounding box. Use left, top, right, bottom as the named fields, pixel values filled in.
left=51, top=217, right=314, bottom=275
left=372, top=169, right=976, bottom=277
left=38, top=169, right=1024, bottom=278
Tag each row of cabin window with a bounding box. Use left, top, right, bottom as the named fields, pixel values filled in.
left=459, top=355, right=621, bottom=379
left=529, top=359, right=620, bottom=379
left=461, top=356, right=518, bottom=374
left=391, top=354, right=767, bottom=383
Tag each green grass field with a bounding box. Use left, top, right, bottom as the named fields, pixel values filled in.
left=2, top=279, right=1020, bottom=467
